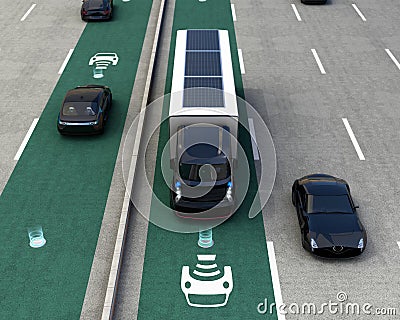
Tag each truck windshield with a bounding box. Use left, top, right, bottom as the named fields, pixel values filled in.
left=179, top=162, right=230, bottom=182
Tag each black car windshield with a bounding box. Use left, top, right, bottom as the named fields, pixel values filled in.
left=62, top=102, right=99, bottom=117
left=179, top=162, right=230, bottom=182
left=306, top=195, right=353, bottom=214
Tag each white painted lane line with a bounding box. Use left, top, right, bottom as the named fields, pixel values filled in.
left=342, top=118, right=365, bottom=161
left=238, top=49, right=246, bottom=74
left=267, top=241, right=286, bottom=320
left=14, top=118, right=39, bottom=161
left=231, top=3, right=237, bottom=21
left=385, top=49, right=400, bottom=71
left=352, top=4, right=366, bottom=21
left=311, top=49, right=326, bottom=74
left=397, top=242, right=400, bottom=250
left=248, top=118, right=260, bottom=161
left=58, top=49, right=74, bottom=75
left=20, top=4, right=37, bottom=21
left=291, top=4, right=302, bottom=21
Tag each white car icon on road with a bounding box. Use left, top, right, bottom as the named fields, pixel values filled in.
left=89, top=53, right=119, bottom=66
left=181, top=265, right=233, bottom=308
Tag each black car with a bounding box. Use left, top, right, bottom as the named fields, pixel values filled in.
left=57, top=85, right=112, bottom=135
left=81, top=0, right=113, bottom=21
left=292, top=174, right=367, bottom=258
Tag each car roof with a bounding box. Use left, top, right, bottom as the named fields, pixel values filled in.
left=299, top=175, right=348, bottom=196
left=302, top=180, right=348, bottom=196
left=64, top=87, right=103, bottom=103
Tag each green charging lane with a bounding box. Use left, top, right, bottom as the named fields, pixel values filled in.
left=0, top=1, right=152, bottom=318
left=137, top=0, right=278, bottom=319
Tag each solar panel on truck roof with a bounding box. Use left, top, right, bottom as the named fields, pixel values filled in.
left=186, top=30, right=220, bottom=50
left=183, top=30, right=224, bottom=108
left=169, top=29, right=238, bottom=117
left=185, top=52, right=222, bottom=76
left=184, top=77, right=223, bottom=89
left=183, top=88, right=224, bottom=108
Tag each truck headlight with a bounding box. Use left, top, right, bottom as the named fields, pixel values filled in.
left=357, top=238, right=364, bottom=249
left=310, top=238, right=318, bottom=249
left=226, top=181, right=233, bottom=202
left=175, top=181, right=181, bottom=202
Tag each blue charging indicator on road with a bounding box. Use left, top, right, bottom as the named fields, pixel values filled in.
left=198, top=229, right=214, bottom=248
left=28, top=226, right=46, bottom=248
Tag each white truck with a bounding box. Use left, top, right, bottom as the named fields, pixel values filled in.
left=169, top=29, right=238, bottom=218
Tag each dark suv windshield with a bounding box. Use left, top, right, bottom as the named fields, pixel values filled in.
left=179, top=162, right=230, bottom=182
left=306, top=195, right=353, bottom=214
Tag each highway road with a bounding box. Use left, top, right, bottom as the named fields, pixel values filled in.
left=1, top=0, right=399, bottom=319
left=235, top=0, right=400, bottom=318
left=0, top=1, right=85, bottom=194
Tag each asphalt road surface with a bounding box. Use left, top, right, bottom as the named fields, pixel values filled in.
left=1, top=0, right=399, bottom=319
left=234, top=0, right=400, bottom=318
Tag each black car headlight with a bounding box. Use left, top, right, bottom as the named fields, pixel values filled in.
left=310, top=238, right=318, bottom=249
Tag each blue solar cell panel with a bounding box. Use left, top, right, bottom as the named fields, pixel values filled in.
left=183, top=87, right=224, bottom=108
left=184, top=77, right=223, bottom=90
left=183, top=30, right=224, bottom=108
left=185, top=52, right=221, bottom=76
left=186, top=30, right=220, bottom=50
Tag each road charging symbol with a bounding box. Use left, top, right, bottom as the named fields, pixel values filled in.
left=88, top=52, right=119, bottom=78
left=28, top=226, right=46, bottom=248
left=181, top=254, right=233, bottom=308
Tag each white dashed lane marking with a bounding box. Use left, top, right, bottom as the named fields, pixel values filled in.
left=21, top=4, right=37, bottom=22
left=248, top=118, right=260, bottom=161
left=342, top=118, right=365, bottom=161
left=238, top=49, right=245, bottom=74
left=58, top=49, right=74, bottom=75
left=385, top=49, right=400, bottom=71
left=291, top=4, right=302, bottom=22
left=311, top=49, right=326, bottom=74
left=352, top=4, right=366, bottom=21
left=14, top=118, right=39, bottom=161
left=231, top=4, right=237, bottom=21
left=267, top=241, right=286, bottom=320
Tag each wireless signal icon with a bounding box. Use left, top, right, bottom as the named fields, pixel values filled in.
left=181, top=254, right=233, bottom=308
left=88, top=52, right=119, bottom=79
